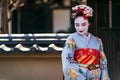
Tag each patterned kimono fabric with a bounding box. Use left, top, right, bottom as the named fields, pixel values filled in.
left=61, top=32, right=110, bottom=80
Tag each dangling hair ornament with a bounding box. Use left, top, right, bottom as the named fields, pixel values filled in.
left=72, top=5, right=93, bottom=19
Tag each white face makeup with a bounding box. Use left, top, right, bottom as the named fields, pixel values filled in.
left=74, top=17, right=89, bottom=36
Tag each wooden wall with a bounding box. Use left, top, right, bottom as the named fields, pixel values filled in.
left=98, top=28, right=120, bottom=80
left=0, top=53, right=62, bottom=80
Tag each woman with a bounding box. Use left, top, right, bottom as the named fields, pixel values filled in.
left=61, top=5, right=110, bottom=80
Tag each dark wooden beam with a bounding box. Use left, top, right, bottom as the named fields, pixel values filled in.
left=1, top=0, right=8, bottom=33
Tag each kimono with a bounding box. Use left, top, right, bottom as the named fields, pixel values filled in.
left=61, top=32, right=110, bottom=80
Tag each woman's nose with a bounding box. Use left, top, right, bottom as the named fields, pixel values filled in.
left=78, top=26, right=82, bottom=30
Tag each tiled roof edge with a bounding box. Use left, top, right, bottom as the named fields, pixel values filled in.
left=0, top=33, right=70, bottom=53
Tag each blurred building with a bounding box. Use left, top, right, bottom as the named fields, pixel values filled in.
left=0, top=33, right=69, bottom=80
left=0, top=0, right=120, bottom=80
left=1, top=0, right=119, bottom=34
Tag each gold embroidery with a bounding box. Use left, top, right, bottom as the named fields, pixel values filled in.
left=91, top=69, right=99, bottom=77
left=68, top=68, right=78, bottom=80
left=103, top=75, right=108, bottom=80
left=77, top=55, right=87, bottom=63
left=86, top=56, right=96, bottom=64
left=100, top=52, right=105, bottom=60
left=67, top=39, right=75, bottom=48
left=81, top=55, right=92, bottom=64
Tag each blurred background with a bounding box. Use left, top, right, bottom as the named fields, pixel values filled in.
left=0, top=0, right=119, bottom=34
left=0, top=0, right=120, bottom=80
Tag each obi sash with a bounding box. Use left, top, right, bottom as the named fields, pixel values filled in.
left=74, top=48, right=100, bottom=65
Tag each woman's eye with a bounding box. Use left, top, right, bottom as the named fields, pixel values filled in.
left=82, top=22, right=87, bottom=26
left=75, top=23, right=79, bottom=27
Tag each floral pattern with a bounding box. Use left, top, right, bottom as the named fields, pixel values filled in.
left=72, top=5, right=93, bottom=19
left=61, top=32, right=110, bottom=80
left=66, top=38, right=76, bottom=48
left=66, top=54, right=77, bottom=64
left=91, top=69, right=99, bottom=77
left=68, top=68, right=78, bottom=80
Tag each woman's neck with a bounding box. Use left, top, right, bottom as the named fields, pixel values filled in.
left=82, top=32, right=91, bottom=41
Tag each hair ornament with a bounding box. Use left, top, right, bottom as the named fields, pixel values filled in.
left=72, top=5, right=93, bottom=19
